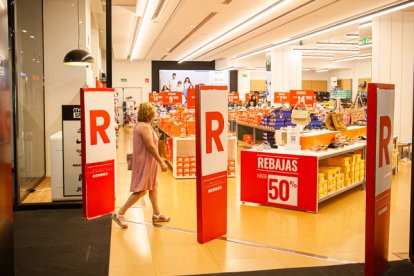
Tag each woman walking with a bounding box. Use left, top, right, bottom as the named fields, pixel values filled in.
left=112, top=102, right=170, bottom=228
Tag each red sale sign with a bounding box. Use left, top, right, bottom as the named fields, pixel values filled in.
left=241, top=151, right=318, bottom=212
left=274, top=92, right=291, bottom=105
left=161, top=92, right=182, bottom=105
left=196, top=85, right=228, bottom=243
left=290, top=90, right=315, bottom=107
left=81, top=88, right=116, bottom=219
left=228, top=92, right=239, bottom=104
left=187, top=88, right=195, bottom=109
left=149, top=93, right=164, bottom=103
left=365, top=83, right=395, bottom=276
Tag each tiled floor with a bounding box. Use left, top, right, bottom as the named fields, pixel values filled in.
left=108, top=127, right=411, bottom=275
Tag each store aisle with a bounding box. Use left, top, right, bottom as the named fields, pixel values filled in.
left=109, top=127, right=411, bottom=275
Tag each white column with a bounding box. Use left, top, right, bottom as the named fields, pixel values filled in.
left=372, top=11, right=414, bottom=142
left=237, top=70, right=250, bottom=102
left=270, top=45, right=302, bottom=103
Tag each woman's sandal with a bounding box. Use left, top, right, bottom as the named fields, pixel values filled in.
left=112, top=210, right=128, bottom=229
left=152, top=213, right=170, bottom=223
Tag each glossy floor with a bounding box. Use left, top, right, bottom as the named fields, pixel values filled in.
left=109, top=127, right=411, bottom=275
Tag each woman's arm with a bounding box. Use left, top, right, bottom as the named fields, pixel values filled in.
left=141, top=124, right=167, bottom=171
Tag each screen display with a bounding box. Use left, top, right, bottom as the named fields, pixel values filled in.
left=159, top=70, right=229, bottom=92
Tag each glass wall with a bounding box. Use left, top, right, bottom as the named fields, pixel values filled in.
left=14, top=0, right=45, bottom=203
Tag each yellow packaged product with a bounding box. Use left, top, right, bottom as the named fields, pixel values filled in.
left=318, top=173, right=325, bottom=182
left=327, top=178, right=337, bottom=193
left=345, top=178, right=352, bottom=187
left=341, top=165, right=352, bottom=180
left=327, top=156, right=351, bottom=166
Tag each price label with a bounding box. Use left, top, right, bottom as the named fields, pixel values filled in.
left=268, top=175, right=298, bottom=206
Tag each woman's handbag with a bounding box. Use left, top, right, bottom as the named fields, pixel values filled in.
left=350, top=93, right=367, bottom=125
left=327, top=97, right=347, bottom=131
left=291, top=99, right=310, bottom=125
left=126, top=153, right=132, bottom=170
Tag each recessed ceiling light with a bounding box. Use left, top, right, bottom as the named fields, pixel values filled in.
left=295, top=48, right=359, bottom=53
left=30, top=35, right=35, bottom=39
left=359, top=21, right=372, bottom=29
left=190, top=25, right=195, bottom=29
left=332, top=55, right=358, bottom=62
left=315, top=68, right=329, bottom=72
left=302, top=55, right=334, bottom=59
left=302, top=68, right=313, bottom=71
left=316, top=42, right=358, bottom=47
left=79, top=21, right=83, bottom=24
left=346, top=34, right=359, bottom=38
left=22, top=29, right=27, bottom=33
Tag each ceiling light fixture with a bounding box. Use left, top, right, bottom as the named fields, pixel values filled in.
left=63, top=0, right=94, bottom=66
left=302, top=68, right=313, bottom=71
left=359, top=43, right=372, bottom=49
left=359, top=21, right=372, bottom=29
left=346, top=34, right=359, bottom=38
left=22, top=29, right=27, bottom=33
left=246, top=67, right=266, bottom=71
left=178, top=0, right=293, bottom=63
left=136, top=0, right=148, bottom=17
left=315, top=68, right=329, bottom=73
left=302, top=54, right=334, bottom=59
left=234, top=1, right=414, bottom=61
left=332, top=55, right=359, bottom=62
left=130, top=0, right=156, bottom=60
left=295, top=48, right=359, bottom=53
left=316, top=42, right=359, bottom=47
left=151, top=0, right=168, bottom=22
left=358, top=54, right=372, bottom=60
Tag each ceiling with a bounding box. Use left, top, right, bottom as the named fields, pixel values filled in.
left=90, top=0, right=409, bottom=63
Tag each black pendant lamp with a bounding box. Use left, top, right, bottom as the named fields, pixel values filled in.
left=63, top=0, right=94, bottom=66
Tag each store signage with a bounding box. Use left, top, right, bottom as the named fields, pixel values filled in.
left=195, top=85, right=228, bottom=243
left=160, top=91, right=182, bottom=105
left=228, top=92, right=239, bottom=104
left=290, top=90, right=315, bottom=107
left=81, top=88, right=116, bottom=219
left=145, top=78, right=149, bottom=83
left=241, top=151, right=318, bottom=212
left=274, top=92, right=291, bottom=105
left=62, top=105, right=82, bottom=197
left=242, top=73, right=248, bottom=78
left=187, top=88, right=195, bottom=109
left=149, top=93, right=164, bottom=103
left=365, top=83, right=395, bottom=276
left=120, top=78, right=127, bottom=83
left=361, top=37, right=369, bottom=45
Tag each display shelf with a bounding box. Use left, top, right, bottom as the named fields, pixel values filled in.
left=158, top=127, right=237, bottom=179
left=240, top=142, right=366, bottom=213
left=318, top=180, right=363, bottom=203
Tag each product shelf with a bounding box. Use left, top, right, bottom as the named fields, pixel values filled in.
left=318, top=180, right=364, bottom=203
left=240, top=142, right=366, bottom=213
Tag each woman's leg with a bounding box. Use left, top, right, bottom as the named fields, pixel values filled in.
left=118, top=190, right=146, bottom=215
left=148, top=185, right=160, bottom=215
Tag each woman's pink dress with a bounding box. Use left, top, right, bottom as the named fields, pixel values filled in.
left=130, top=122, right=158, bottom=192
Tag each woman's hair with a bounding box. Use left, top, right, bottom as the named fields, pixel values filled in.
left=184, top=77, right=191, bottom=83
left=138, top=102, right=156, bottom=122
left=177, top=81, right=182, bottom=85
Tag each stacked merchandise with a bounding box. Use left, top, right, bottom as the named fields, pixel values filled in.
left=176, top=155, right=196, bottom=177
left=318, top=153, right=365, bottom=199
left=242, top=134, right=254, bottom=145
left=228, top=160, right=236, bottom=176
left=158, top=109, right=196, bottom=137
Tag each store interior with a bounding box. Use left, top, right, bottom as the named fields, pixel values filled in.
left=8, top=0, right=414, bottom=274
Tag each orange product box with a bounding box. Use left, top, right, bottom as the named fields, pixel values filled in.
left=177, top=172, right=183, bottom=177
left=176, top=162, right=183, bottom=167
left=177, top=156, right=183, bottom=162
left=190, top=163, right=196, bottom=168
left=184, top=173, right=190, bottom=177
left=190, top=173, right=196, bottom=177
left=183, top=163, right=190, bottom=168
left=327, top=156, right=351, bottom=167
left=190, top=168, right=196, bottom=173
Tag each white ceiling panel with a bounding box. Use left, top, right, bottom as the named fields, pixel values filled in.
left=92, top=0, right=409, bottom=63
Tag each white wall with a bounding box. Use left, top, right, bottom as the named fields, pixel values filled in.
left=271, top=45, right=302, bottom=102
left=372, top=11, right=414, bottom=142
left=237, top=70, right=250, bottom=101
left=112, top=60, right=152, bottom=92
left=44, top=0, right=93, bottom=176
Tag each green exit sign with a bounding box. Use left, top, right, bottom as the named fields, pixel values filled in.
left=242, top=73, right=248, bottom=78
left=361, top=37, right=369, bottom=45
left=121, top=78, right=127, bottom=82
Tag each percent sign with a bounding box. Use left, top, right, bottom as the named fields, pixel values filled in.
left=289, top=180, right=297, bottom=188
